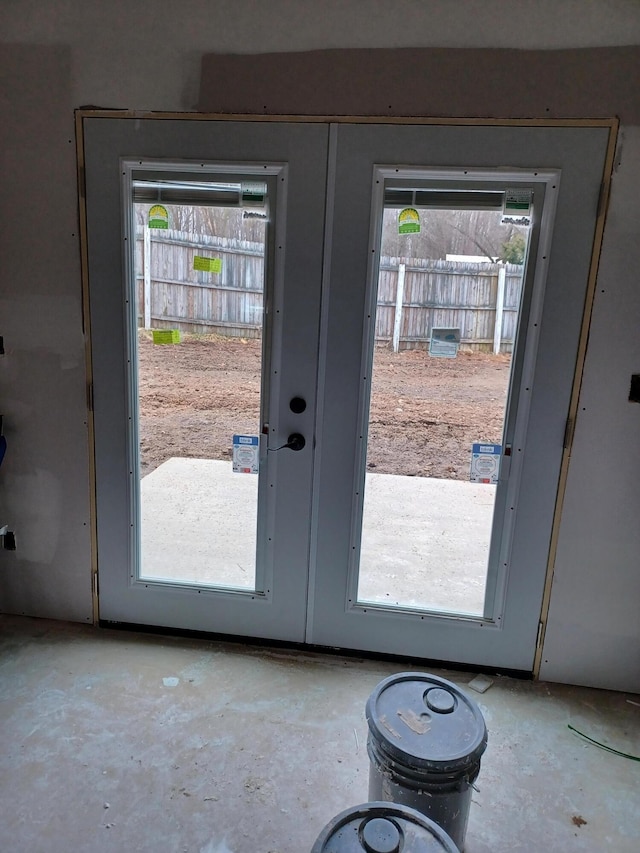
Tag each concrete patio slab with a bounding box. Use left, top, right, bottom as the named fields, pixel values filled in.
left=141, top=458, right=496, bottom=615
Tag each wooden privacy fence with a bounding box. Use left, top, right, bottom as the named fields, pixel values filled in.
left=136, top=228, right=265, bottom=338
left=377, top=257, right=524, bottom=353
left=137, top=232, right=524, bottom=352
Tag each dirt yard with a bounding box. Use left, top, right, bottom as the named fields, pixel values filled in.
left=138, top=333, right=510, bottom=479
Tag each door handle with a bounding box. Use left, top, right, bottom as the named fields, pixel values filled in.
left=285, top=433, right=306, bottom=452
left=269, top=433, right=306, bottom=453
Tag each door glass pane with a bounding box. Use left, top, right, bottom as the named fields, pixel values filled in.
left=357, top=192, right=530, bottom=614
left=132, top=182, right=267, bottom=589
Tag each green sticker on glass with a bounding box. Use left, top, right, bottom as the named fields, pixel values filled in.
left=398, top=208, right=420, bottom=234
left=194, top=256, right=222, bottom=273
left=148, top=204, right=169, bottom=229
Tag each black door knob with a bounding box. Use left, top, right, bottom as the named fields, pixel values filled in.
left=286, top=433, right=306, bottom=451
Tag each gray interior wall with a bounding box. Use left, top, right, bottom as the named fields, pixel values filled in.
left=539, top=129, right=640, bottom=691
left=0, top=45, right=92, bottom=621
left=198, top=46, right=640, bottom=120
left=1, top=1, right=639, bottom=690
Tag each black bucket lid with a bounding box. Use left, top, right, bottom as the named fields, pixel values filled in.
left=311, top=802, right=460, bottom=852
left=366, top=672, right=487, bottom=773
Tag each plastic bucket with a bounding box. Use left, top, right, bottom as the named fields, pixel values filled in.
left=311, top=801, right=460, bottom=852
left=366, top=673, right=487, bottom=852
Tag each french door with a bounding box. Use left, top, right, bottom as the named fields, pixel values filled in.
left=81, top=114, right=612, bottom=670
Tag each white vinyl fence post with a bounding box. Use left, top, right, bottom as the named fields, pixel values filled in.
left=393, top=262, right=406, bottom=353
left=493, top=265, right=506, bottom=355
left=144, top=224, right=152, bottom=330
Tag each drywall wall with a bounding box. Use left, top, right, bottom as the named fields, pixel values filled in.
left=4, top=1, right=640, bottom=111
left=199, top=46, right=640, bottom=120
left=1, top=1, right=639, bottom=689
left=539, top=129, right=640, bottom=691
left=0, top=45, right=93, bottom=621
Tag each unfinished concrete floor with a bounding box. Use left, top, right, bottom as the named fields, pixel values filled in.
left=0, top=616, right=638, bottom=853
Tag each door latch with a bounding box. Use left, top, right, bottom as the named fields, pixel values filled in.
left=269, top=433, right=306, bottom=452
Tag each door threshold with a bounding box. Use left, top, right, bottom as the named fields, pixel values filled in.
left=98, top=619, right=533, bottom=680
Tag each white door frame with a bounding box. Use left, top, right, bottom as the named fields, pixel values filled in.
left=78, top=112, right=617, bottom=672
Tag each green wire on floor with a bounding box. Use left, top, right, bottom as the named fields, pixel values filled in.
left=568, top=724, right=640, bottom=762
